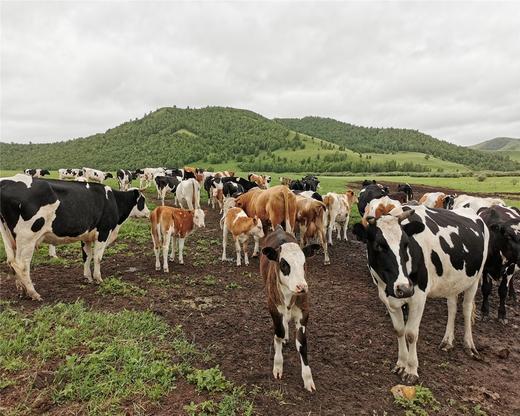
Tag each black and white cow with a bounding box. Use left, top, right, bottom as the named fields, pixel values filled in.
left=204, top=175, right=223, bottom=208
left=24, top=169, right=50, bottom=178
left=353, top=206, right=489, bottom=383
left=116, top=169, right=133, bottom=191
left=0, top=174, right=149, bottom=300
left=135, top=167, right=165, bottom=188
left=222, top=177, right=258, bottom=197
left=479, top=205, right=520, bottom=323
left=358, top=183, right=389, bottom=216
left=397, top=184, right=413, bottom=201
left=83, top=167, right=114, bottom=183
left=453, top=195, right=506, bottom=213
left=155, top=175, right=180, bottom=206
left=58, top=168, right=84, bottom=180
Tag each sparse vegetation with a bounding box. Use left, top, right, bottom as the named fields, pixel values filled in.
left=393, top=385, right=441, bottom=416
left=97, top=277, right=147, bottom=297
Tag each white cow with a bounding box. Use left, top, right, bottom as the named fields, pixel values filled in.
left=176, top=178, right=201, bottom=210
left=453, top=195, right=505, bottom=213
left=83, top=167, right=113, bottom=183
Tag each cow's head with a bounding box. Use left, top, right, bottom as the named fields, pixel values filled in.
left=105, top=172, right=114, bottom=179
left=193, top=208, right=205, bottom=228
left=488, top=217, right=520, bottom=266
left=41, top=169, right=50, bottom=176
left=262, top=242, right=320, bottom=294
left=250, top=217, right=265, bottom=239
left=443, top=195, right=455, bottom=210
left=129, top=189, right=150, bottom=218
left=353, top=210, right=425, bottom=299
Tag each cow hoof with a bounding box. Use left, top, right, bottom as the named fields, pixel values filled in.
left=324, top=260, right=331, bottom=266
left=30, top=293, right=43, bottom=301
left=168, top=256, right=175, bottom=262
left=465, top=347, right=480, bottom=360
left=401, top=372, right=418, bottom=385
left=392, top=365, right=405, bottom=376
left=273, top=368, right=283, bottom=380
left=155, top=266, right=161, bottom=271
left=304, top=379, right=316, bottom=392
left=439, top=341, right=454, bottom=351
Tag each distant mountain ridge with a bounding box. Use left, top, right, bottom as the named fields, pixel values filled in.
left=470, top=137, right=520, bottom=151
left=1, top=107, right=518, bottom=172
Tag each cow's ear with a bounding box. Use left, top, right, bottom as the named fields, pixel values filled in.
left=262, top=247, right=279, bottom=262
left=353, top=223, right=368, bottom=242
left=302, top=244, right=321, bottom=258
left=402, top=221, right=425, bottom=236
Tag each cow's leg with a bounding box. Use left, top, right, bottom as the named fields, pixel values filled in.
left=242, top=238, right=249, bottom=266
left=386, top=305, right=408, bottom=376
left=344, top=214, right=350, bottom=240
left=48, top=244, right=57, bottom=258
left=498, top=274, right=509, bottom=324
left=13, top=242, right=41, bottom=300
left=92, top=240, right=108, bottom=283
left=295, top=312, right=315, bottom=392
left=299, top=224, right=306, bottom=247
left=271, top=311, right=285, bottom=380
left=402, top=296, right=426, bottom=384
left=178, top=238, right=185, bottom=264
left=319, top=228, right=330, bottom=266
left=327, top=217, right=334, bottom=245
left=235, top=238, right=242, bottom=266
left=440, top=295, right=457, bottom=350
left=221, top=225, right=228, bottom=261
left=162, top=230, right=172, bottom=273
left=82, top=241, right=94, bottom=282
left=463, top=280, right=480, bottom=357
left=480, top=273, right=492, bottom=319
left=160, top=188, right=166, bottom=206
left=169, top=235, right=176, bottom=261
left=186, top=198, right=194, bottom=210
left=252, top=235, right=260, bottom=257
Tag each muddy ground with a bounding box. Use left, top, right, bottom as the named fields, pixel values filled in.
left=1, top=187, right=519, bottom=415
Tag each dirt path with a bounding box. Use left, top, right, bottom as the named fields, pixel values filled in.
left=1, top=205, right=519, bottom=415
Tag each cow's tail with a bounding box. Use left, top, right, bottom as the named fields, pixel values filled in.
left=284, top=187, right=292, bottom=233
left=192, top=180, right=196, bottom=210
left=150, top=212, right=161, bottom=249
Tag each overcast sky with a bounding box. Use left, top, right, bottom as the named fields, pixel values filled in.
left=1, top=1, right=519, bottom=146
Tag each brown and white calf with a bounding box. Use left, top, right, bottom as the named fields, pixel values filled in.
left=261, top=226, right=320, bottom=392
left=419, top=192, right=455, bottom=210
left=295, top=195, right=329, bottom=265
left=323, top=190, right=358, bottom=244
left=221, top=207, right=264, bottom=266
left=150, top=206, right=205, bottom=272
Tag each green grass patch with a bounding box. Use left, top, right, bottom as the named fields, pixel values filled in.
left=97, top=277, right=147, bottom=297
left=394, top=385, right=441, bottom=416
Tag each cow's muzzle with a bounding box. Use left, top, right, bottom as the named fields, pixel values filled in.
left=395, top=283, right=414, bottom=298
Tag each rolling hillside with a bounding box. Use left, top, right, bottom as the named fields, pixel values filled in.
left=276, top=117, right=519, bottom=171
left=1, top=107, right=517, bottom=172
left=470, top=137, right=520, bottom=151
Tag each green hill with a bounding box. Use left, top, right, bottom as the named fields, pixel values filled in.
left=470, top=137, right=520, bottom=151
left=1, top=107, right=517, bottom=173
left=276, top=117, right=519, bottom=171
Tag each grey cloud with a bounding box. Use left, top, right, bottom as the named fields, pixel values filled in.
left=1, top=1, right=519, bottom=146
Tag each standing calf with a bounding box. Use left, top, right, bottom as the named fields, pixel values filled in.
left=150, top=206, right=205, bottom=272
left=260, top=226, right=320, bottom=391
left=221, top=207, right=264, bottom=266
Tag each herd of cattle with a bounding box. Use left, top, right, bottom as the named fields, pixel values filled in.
left=1, top=168, right=519, bottom=392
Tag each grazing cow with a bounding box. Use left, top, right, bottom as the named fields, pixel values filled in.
left=236, top=185, right=297, bottom=233
left=155, top=176, right=180, bottom=206
left=453, top=195, right=505, bottom=213
left=0, top=175, right=149, bottom=300
left=83, top=167, right=114, bottom=183
left=280, top=176, right=293, bottom=186
left=135, top=167, right=165, bottom=188
left=221, top=207, right=265, bottom=266
left=116, top=169, right=133, bottom=191
left=176, top=178, right=201, bottom=210
left=260, top=226, right=320, bottom=391
left=295, top=195, right=329, bottom=265
left=358, top=183, right=389, bottom=216
left=479, top=205, right=520, bottom=323
left=397, top=184, right=414, bottom=201
left=248, top=173, right=269, bottom=189
left=323, top=190, right=358, bottom=243
left=58, top=168, right=84, bottom=180
left=419, top=192, right=455, bottom=210
left=150, top=206, right=205, bottom=272
left=222, top=177, right=258, bottom=197
left=353, top=206, right=489, bottom=383
left=24, top=169, right=50, bottom=178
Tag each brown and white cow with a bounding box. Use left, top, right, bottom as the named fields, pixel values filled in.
left=279, top=176, right=293, bottom=187
left=362, top=196, right=403, bottom=226
left=235, top=185, right=297, bottom=233
left=150, top=206, right=205, bottom=272
left=261, top=226, right=320, bottom=392
left=295, top=195, right=329, bottom=265
left=323, top=190, right=358, bottom=244
left=249, top=173, right=268, bottom=189
left=221, top=207, right=265, bottom=266
left=214, top=170, right=235, bottom=178
left=419, top=192, right=455, bottom=210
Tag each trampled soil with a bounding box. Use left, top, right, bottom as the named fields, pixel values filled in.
left=1, top=188, right=519, bottom=415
